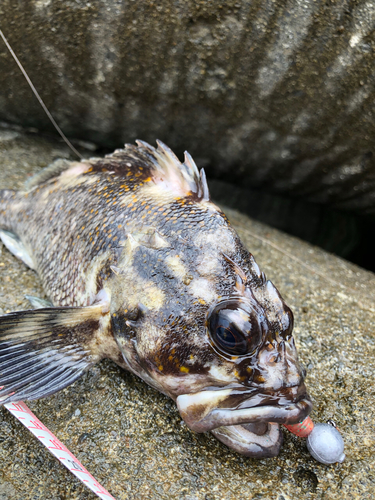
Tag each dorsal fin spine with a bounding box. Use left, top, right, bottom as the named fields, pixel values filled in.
left=97, top=140, right=211, bottom=202
left=200, top=168, right=210, bottom=201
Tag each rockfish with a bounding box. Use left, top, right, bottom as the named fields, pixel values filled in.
left=0, top=140, right=312, bottom=457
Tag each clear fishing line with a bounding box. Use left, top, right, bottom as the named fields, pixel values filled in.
left=0, top=26, right=115, bottom=499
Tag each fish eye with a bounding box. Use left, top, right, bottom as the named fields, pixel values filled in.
left=212, top=322, right=248, bottom=355
left=281, top=306, right=294, bottom=339
left=208, top=299, right=264, bottom=357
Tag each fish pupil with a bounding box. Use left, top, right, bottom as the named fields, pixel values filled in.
left=216, top=325, right=236, bottom=347
left=215, top=324, right=247, bottom=354
left=208, top=298, right=265, bottom=357
left=210, top=311, right=249, bottom=355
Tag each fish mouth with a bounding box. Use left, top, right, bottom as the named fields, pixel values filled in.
left=177, top=384, right=312, bottom=433
left=176, top=384, right=312, bottom=457
left=210, top=422, right=284, bottom=458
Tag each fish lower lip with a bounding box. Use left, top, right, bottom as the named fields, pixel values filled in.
left=177, top=392, right=312, bottom=433
left=211, top=422, right=283, bottom=458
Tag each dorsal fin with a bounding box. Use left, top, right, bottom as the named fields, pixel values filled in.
left=24, top=141, right=211, bottom=201
left=24, top=158, right=72, bottom=190
left=94, top=140, right=210, bottom=201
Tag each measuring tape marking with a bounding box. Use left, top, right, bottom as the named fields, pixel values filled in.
left=5, top=401, right=116, bottom=500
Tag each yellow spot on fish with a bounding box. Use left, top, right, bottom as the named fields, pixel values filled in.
left=234, top=369, right=246, bottom=381
left=180, top=366, right=189, bottom=373
left=198, top=298, right=206, bottom=305
left=158, top=365, right=163, bottom=371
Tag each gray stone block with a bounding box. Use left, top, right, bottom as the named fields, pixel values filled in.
left=0, top=1, right=375, bottom=213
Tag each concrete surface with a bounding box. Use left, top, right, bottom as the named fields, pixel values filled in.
left=0, top=131, right=374, bottom=499
left=1, top=1, right=375, bottom=214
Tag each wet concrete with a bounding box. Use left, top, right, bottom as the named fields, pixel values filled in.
left=0, top=130, right=375, bottom=499
left=1, top=1, right=375, bottom=214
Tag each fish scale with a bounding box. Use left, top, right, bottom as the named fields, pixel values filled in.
left=0, top=30, right=345, bottom=499
left=0, top=139, right=313, bottom=459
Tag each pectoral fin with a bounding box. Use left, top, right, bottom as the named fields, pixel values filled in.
left=24, top=295, right=54, bottom=309
left=0, top=304, right=106, bottom=404
left=0, top=229, right=35, bottom=269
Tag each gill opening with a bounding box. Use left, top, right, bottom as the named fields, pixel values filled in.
left=0, top=28, right=83, bottom=160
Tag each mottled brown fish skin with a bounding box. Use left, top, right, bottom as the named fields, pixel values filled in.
left=0, top=141, right=311, bottom=457
left=0, top=145, right=239, bottom=353
left=3, top=158, right=233, bottom=300
left=0, top=144, right=297, bottom=386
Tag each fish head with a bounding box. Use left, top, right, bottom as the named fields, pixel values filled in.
left=176, top=281, right=312, bottom=457
left=109, top=226, right=311, bottom=457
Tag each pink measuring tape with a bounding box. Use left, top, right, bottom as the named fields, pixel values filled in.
left=5, top=400, right=345, bottom=496
left=5, top=401, right=116, bottom=500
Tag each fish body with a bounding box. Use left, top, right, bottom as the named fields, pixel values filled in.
left=0, top=140, right=312, bottom=457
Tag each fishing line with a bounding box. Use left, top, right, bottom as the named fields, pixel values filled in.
left=0, top=19, right=348, bottom=492
left=0, top=28, right=83, bottom=160
left=0, top=27, right=356, bottom=297
left=0, top=27, right=117, bottom=498
left=5, top=401, right=116, bottom=499
left=241, top=226, right=360, bottom=295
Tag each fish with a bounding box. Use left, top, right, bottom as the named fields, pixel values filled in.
left=0, top=140, right=312, bottom=458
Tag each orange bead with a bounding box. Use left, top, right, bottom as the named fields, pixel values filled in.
left=284, top=416, right=314, bottom=437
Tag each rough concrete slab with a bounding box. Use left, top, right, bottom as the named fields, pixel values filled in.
left=1, top=1, right=375, bottom=214
left=0, top=131, right=374, bottom=499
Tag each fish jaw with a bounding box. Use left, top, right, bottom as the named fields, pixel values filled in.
left=211, top=423, right=283, bottom=458
left=177, top=391, right=312, bottom=432
left=176, top=384, right=312, bottom=457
